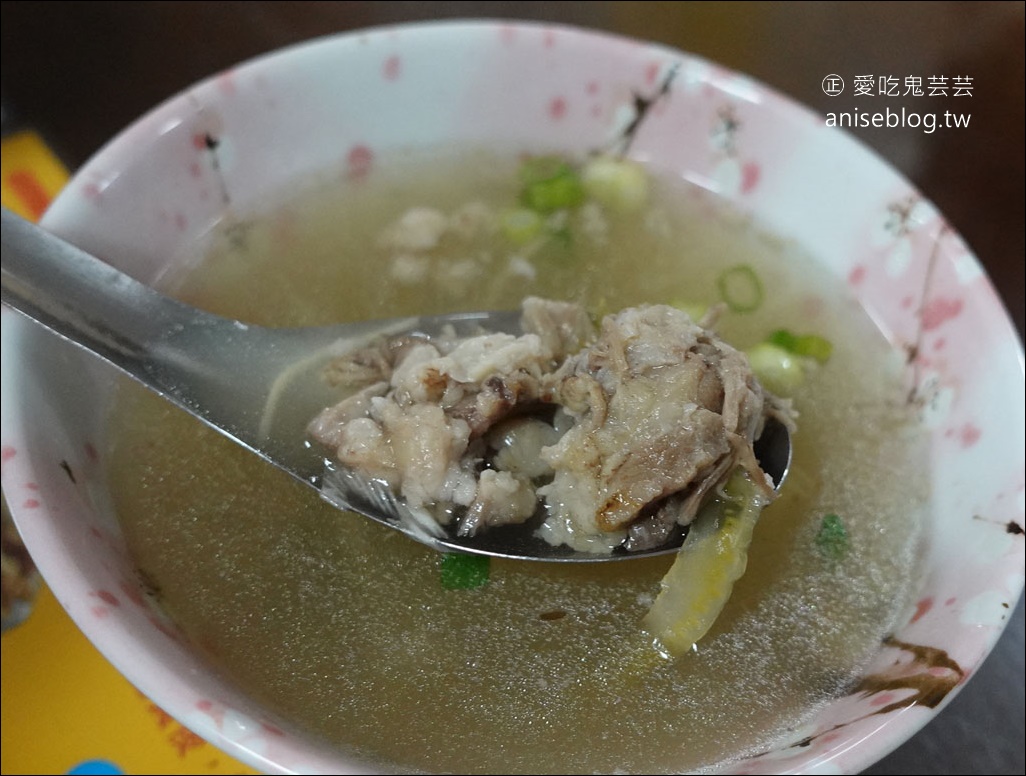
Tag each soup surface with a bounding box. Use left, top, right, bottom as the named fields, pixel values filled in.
left=108, top=150, right=929, bottom=774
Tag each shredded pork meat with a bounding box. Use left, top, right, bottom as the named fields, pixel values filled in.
left=308, top=298, right=794, bottom=553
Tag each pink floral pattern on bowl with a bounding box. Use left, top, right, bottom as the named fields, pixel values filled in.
left=1, top=20, right=1023, bottom=775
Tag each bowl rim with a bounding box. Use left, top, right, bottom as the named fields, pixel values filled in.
left=3, top=16, right=1024, bottom=776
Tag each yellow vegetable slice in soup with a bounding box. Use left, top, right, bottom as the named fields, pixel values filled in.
left=644, top=471, right=767, bottom=656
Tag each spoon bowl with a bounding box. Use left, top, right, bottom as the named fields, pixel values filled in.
left=1, top=207, right=790, bottom=561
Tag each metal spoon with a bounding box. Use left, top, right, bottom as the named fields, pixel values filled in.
left=1, top=208, right=790, bottom=562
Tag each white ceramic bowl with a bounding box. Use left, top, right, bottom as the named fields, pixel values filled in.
left=2, top=20, right=1023, bottom=775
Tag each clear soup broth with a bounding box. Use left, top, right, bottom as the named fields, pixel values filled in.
left=107, top=150, right=928, bottom=774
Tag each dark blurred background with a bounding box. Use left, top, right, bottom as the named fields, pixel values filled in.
left=2, top=2, right=1023, bottom=774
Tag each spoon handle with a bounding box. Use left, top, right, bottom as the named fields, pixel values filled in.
left=0, top=207, right=287, bottom=460
left=1, top=207, right=218, bottom=375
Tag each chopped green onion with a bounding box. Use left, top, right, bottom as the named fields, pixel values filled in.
left=816, top=513, right=849, bottom=562
left=440, top=553, right=490, bottom=589
left=767, top=329, right=800, bottom=352
left=500, top=208, right=544, bottom=245
left=522, top=175, right=585, bottom=213
left=717, top=265, right=764, bottom=313
left=797, top=336, right=832, bottom=363
left=581, top=156, right=649, bottom=211
left=519, top=156, right=585, bottom=213
left=745, top=342, right=804, bottom=395
left=768, top=329, right=833, bottom=363
left=519, top=155, right=572, bottom=185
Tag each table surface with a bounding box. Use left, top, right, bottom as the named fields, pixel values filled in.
left=2, top=3, right=1023, bottom=775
